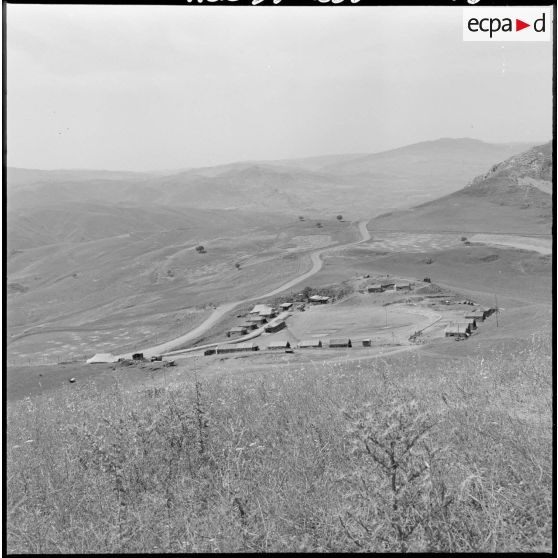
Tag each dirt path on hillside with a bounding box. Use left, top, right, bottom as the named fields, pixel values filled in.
left=116, top=221, right=371, bottom=359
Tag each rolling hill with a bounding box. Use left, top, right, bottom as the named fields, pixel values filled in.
left=6, top=203, right=291, bottom=252
left=7, top=138, right=538, bottom=219
left=370, top=142, right=552, bottom=234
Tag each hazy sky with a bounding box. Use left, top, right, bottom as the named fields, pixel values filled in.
left=7, top=5, right=553, bottom=171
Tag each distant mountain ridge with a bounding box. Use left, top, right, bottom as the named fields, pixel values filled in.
left=7, top=137, right=541, bottom=221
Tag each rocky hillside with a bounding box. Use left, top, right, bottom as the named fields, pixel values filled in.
left=460, top=142, right=552, bottom=206
left=371, top=141, right=552, bottom=234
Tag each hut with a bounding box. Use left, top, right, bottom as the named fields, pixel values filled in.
left=328, top=338, right=352, bottom=348
left=465, top=318, right=477, bottom=330
left=241, top=322, right=258, bottom=331
left=362, top=339, right=372, bottom=347
left=86, top=353, right=118, bottom=364
left=216, top=343, right=259, bottom=354
left=264, top=320, right=286, bottom=333
left=453, top=322, right=472, bottom=334
left=227, top=326, right=248, bottom=338
left=394, top=281, right=411, bottom=291
left=367, top=284, right=384, bottom=293
left=249, top=304, right=273, bottom=315
left=445, top=325, right=469, bottom=339
left=246, top=316, right=267, bottom=325
left=298, top=339, right=323, bottom=348
left=280, top=302, right=293, bottom=310
left=259, top=308, right=277, bottom=319
left=309, top=295, right=330, bottom=304
left=204, top=348, right=216, bottom=356
left=380, top=280, right=395, bottom=289
left=268, top=340, right=291, bottom=350
left=465, top=310, right=486, bottom=321
left=132, top=353, right=144, bottom=361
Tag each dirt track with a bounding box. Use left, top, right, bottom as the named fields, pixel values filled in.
left=117, top=220, right=371, bottom=359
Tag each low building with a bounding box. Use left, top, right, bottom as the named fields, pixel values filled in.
left=380, top=280, right=395, bottom=289
left=309, top=295, right=330, bottom=304
left=246, top=316, right=267, bottom=325
left=204, top=348, right=216, bottom=356
left=264, top=320, right=286, bottom=333
left=249, top=304, right=274, bottom=315
left=394, top=281, right=412, bottom=291
left=465, top=310, right=486, bottom=321
left=227, top=326, right=248, bottom=338
left=362, top=339, right=372, bottom=347
left=453, top=322, right=472, bottom=334
left=259, top=308, right=277, bottom=318
left=367, top=284, right=384, bottom=293
left=268, top=340, right=291, bottom=350
left=216, top=343, right=259, bottom=354
left=241, top=322, right=258, bottom=331
left=298, top=339, right=323, bottom=348
left=280, top=302, right=293, bottom=310
left=132, top=353, right=144, bottom=361
left=328, top=337, right=352, bottom=348
left=445, top=325, right=469, bottom=338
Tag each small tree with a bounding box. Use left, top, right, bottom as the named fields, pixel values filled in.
left=299, top=216, right=305, bottom=221
left=343, top=390, right=450, bottom=552
left=195, top=245, right=206, bottom=254
left=337, top=215, right=343, bottom=221
left=235, top=262, right=241, bottom=270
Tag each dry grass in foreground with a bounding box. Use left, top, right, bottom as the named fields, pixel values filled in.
left=6, top=334, right=552, bottom=552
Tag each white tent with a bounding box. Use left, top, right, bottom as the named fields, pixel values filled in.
left=86, top=353, right=118, bottom=364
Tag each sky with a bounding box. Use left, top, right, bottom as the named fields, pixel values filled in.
left=7, top=5, right=554, bottom=171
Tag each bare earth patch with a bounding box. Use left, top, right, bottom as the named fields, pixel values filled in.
left=468, top=234, right=551, bottom=255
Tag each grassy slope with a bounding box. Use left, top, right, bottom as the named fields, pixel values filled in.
left=371, top=196, right=551, bottom=234
left=6, top=332, right=552, bottom=552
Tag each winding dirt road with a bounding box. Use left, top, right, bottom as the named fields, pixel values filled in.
left=116, top=221, right=371, bottom=359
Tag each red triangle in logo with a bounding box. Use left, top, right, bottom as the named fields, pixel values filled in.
left=516, top=19, right=530, bottom=32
